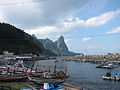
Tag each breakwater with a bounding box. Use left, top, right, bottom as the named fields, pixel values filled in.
left=63, top=53, right=120, bottom=64
left=75, top=53, right=120, bottom=61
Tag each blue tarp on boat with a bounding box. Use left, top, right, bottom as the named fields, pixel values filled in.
left=20, top=84, right=64, bottom=90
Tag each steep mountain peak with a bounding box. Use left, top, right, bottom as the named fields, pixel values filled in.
left=39, top=35, right=79, bottom=56
left=32, top=34, right=37, bottom=39
left=58, top=35, right=64, bottom=41
left=56, top=35, right=69, bottom=55
left=46, top=38, right=50, bottom=40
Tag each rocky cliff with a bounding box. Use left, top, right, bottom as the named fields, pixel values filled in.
left=55, top=35, right=69, bottom=55
left=39, top=35, right=78, bottom=56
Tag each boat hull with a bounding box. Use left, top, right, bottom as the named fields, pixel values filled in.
left=102, top=76, right=120, bottom=81
left=28, top=76, right=65, bottom=84
left=0, top=75, right=27, bottom=82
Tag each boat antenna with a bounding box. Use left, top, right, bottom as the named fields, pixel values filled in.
left=54, top=59, right=58, bottom=73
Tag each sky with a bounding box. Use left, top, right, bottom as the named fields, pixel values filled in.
left=0, top=0, right=120, bottom=55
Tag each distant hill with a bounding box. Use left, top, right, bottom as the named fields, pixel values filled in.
left=39, top=35, right=79, bottom=56
left=0, top=22, right=56, bottom=56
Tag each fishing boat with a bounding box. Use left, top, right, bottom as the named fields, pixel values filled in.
left=28, top=76, right=65, bottom=84
left=27, top=60, right=69, bottom=84
left=0, top=75, right=27, bottom=82
left=26, top=59, right=69, bottom=76
left=96, top=63, right=119, bottom=69
left=0, top=60, right=27, bottom=82
left=0, top=59, right=70, bottom=83
left=102, top=72, right=120, bottom=81
left=102, top=76, right=120, bottom=81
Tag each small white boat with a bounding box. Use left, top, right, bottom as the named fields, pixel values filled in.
left=102, top=76, right=113, bottom=80
left=102, top=73, right=120, bottom=81
left=102, top=76, right=120, bottom=81
left=96, top=63, right=119, bottom=69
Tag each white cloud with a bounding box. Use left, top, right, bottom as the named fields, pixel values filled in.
left=0, top=0, right=90, bottom=29
left=1, top=0, right=120, bottom=38
left=26, top=9, right=120, bottom=38
left=0, top=10, right=5, bottom=22
left=82, top=37, right=91, bottom=41
left=0, top=13, right=3, bottom=22
left=63, top=9, right=120, bottom=28
left=26, top=26, right=59, bottom=38
left=107, top=27, right=120, bottom=34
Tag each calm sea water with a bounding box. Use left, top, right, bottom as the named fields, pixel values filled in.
left=66, top=62, right=120, bottom=90
left=24, top=57, right=120, bottom=90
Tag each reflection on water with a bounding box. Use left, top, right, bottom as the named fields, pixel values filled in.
left=24, top=57, right=120, bottom=90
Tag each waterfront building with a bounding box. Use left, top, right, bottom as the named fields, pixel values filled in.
left=3, top=51, right=16, bottom=60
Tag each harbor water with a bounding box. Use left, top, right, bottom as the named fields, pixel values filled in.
left=66, top=62, right=120, bottom=90
left=24, top=57, right=120, bottom=90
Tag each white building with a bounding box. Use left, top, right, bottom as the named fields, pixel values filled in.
left=3, top=51, right=16, bottom=60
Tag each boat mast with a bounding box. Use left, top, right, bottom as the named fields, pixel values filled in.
left=54, top=59, right=58, bottom=73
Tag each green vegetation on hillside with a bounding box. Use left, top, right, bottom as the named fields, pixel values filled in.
left=0, top=22, right=46, bottom=55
